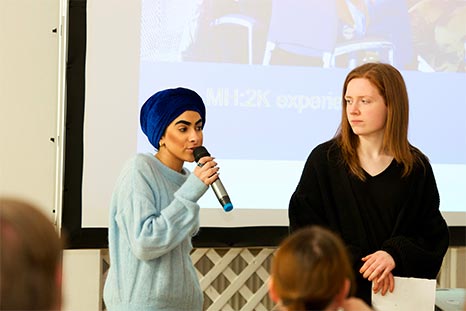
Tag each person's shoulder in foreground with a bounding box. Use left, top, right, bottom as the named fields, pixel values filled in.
left=0, top=197, right=63, bottom=310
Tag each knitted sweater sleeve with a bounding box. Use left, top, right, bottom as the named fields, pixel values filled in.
left=289, top=153, right=328, bottom=232
left=381, top=159, right=449, bottom=278
left=289, top=142, right=338, bottom=233
left=113, top=158, right=208, bottom=261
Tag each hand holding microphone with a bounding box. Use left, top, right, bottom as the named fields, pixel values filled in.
left=193, top=146, right=233, bottom=212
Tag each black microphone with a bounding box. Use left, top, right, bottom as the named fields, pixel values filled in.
left=193, top=146, right=233, bottom=212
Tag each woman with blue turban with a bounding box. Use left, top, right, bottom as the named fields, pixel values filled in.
left=104, top=87, right=218, bottom=311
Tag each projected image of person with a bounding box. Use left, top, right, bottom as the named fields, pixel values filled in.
left=103, top=87, right=219, bottom=311
left=409, top=0, right=466, bottom=72
left=269, top=225, right=372, bottom=311
left=335, top=0, right=415, bottom=70
left=140, top=0, right=272, bottom=65
left=181, top=0, right=272, bottom=64
left=288, top=62, right=449, bottom=305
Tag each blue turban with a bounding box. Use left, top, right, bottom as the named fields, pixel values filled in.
left=140, top=87, right=206, bottom=149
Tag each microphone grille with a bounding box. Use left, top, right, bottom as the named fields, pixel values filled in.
left=193, top=146, right=210, bottom=162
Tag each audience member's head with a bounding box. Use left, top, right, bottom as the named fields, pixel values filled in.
left=269, top=226, right=356, bottom=311
left=0, top=197, right=64, bottom=310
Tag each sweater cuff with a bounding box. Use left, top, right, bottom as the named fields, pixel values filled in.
left=381, top=238, right=404, bottom=275
left=175, top=173, right=208, bottom=202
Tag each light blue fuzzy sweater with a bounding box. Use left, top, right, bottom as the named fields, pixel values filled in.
left=103, top=153, right=208, bottom=311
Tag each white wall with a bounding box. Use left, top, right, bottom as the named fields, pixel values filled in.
left=62, top=249, right=103, bottom=311
left=0, top=0, right=64, bottom=224
left=0, top=3, right=104, bottom=310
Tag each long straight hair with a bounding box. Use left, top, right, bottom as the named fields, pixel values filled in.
left=335, top=62, right=422, bottom=180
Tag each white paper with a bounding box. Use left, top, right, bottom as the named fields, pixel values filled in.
left=372, top=276, right=436, bottom=311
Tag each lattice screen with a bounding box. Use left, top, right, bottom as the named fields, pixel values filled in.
left=101, top=248, right=278, bottom=311
left=192, top=248, right=277, bottom=311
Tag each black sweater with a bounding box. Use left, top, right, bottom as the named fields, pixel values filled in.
left=289, top=139, right=449, bottom=304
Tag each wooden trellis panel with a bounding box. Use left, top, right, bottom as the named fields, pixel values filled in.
left=192, top=248, right=276, bottom=311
